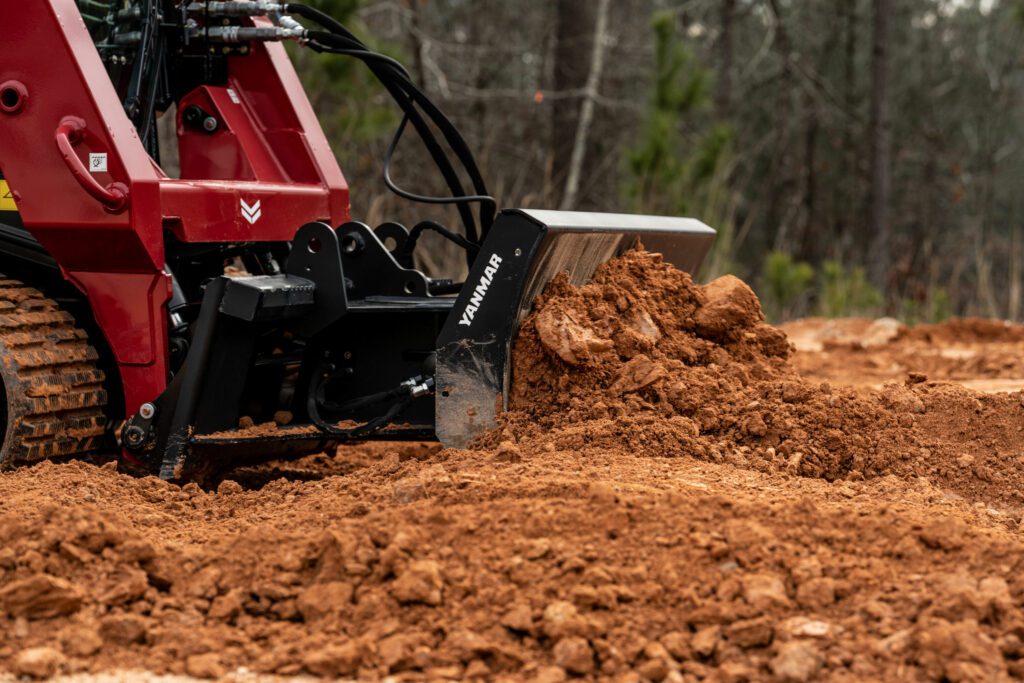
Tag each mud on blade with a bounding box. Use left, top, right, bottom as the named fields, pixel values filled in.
left=435, top=209, right=716, bottom=447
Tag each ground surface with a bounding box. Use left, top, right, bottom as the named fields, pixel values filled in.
left=3, top=252, right=1024, bottom=682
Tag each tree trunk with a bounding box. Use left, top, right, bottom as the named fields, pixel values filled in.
left=836, top=0, right=857, bottom=258
left=552, top=0, right=598, bottom=198
left=798, top=107, right=819, bottom=261
left=765, top=0, right=795, bottom=253
left=404, top=0, right=429, bottom=95
left=560, top=0, right=611, bottom=210
left=716, top=0, right=736, bottom=121
left=1010, top=221, right=1021, bottom=321
left=867, top=0, right=893, bottom=296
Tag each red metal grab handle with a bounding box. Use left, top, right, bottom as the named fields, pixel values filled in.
left=54, top=116, right=129, bottom=213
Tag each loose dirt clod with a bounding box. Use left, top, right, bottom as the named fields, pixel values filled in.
left=13, top=647, right=65, bottom=680
left=5, top=249, right=1024, bottom=680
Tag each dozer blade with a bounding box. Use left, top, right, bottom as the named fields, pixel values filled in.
left=434, top=209, right=715, bottom=447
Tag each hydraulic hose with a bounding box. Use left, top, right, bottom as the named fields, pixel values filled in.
left=306, top=368, right=431, bottom=440
left=285, top=3, right=497, bottom=245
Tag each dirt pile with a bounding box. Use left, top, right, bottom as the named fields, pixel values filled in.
left=491, top=250, right=1024, bottom=509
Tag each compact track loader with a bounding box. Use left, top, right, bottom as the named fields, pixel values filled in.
left=0, top=1, right=714, bottom=481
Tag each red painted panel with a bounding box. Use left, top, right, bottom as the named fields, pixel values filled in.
left=69, top=270, right=171, bottom=413
left=1, top=2, right=352, bottom=420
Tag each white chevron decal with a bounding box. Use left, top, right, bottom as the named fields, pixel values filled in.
left=240, top=198, right=262, bottom=225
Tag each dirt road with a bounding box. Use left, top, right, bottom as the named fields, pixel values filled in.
left=2, top=251, right=1024, bottom=681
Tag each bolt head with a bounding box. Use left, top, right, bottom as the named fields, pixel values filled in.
left=139, top=403, right=156, bottom=420
left=123, top=425, right=146, bottom=447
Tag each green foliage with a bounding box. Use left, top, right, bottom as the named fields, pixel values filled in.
left=760, top=251, right=815, bottom=321
left=899, top=287, right=952, bottom=325
left=625, top=11, right=733, bottom=217
left=650, top=12, right=710, bottom=114
left=816, top=261, right=883, bottom=318
left=930, top=288, right=952, bottom=323
left=624, top=10, right=740, bottom=283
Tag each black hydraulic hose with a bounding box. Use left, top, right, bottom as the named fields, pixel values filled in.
left=306, top=37, right=479, bottom=246
left=302, top=30, right=486, bottom=240
left=308, top=393, right=411, bottom=440
left=378, top=71, right=497, bottom=234
left=308, top=29, right=493, bottom=210
left=124, top=0, right=157, bottom=120
left=305, top=369, right=414, bottom=439
left=138, top=30, right=168, bottom=159
left=286, top=3, right=497, bottom=239
left=321, top=382, right=409, bottom=413
left=383, top=117, right=497, bottom=210
left=400, top=219, right=479, bottom=258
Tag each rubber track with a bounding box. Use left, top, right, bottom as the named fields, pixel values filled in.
left=0, top=278, right=107, bottom=464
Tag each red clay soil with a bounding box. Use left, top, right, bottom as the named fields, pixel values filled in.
left=3, top=250, right=1024, bottom=681
left=783, top=316, right=1024, bottom=389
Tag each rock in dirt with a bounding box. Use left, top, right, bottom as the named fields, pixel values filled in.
left=207, top=587, right=245, bottom=621
left=535, top=307, right=613, bottom=365
left=609, top=355, right=666, bottom=396
left=778, top=618, right=834, bottom=640
left=694, top=275, right=764, bottom=341
left=551, top=636, right=594, bottom=675
left=216, top=479, right=243, bottom=495
left=771, top=641, right=823, bottom=682
left=533, top=665, right=568, bottom=683
left=628, top=307, right=662, bottom=341
left=0, top=574, right=84, bottom=619
left=918, top=517, right=967, bottom=551
left=99, top=613, right=147, bottom=645
left=862, top=317, right=904, bottom=347
left=494, top=440, right=523, bottom=463
left=13, top=647, right=65, bottom=680
left=185, top=652, right=226, bottom=679
left=726, top=616, right=775, bottom=649
left=297, top=581, right=354, bottom=622
left=391, top=559, right=443, bottom=606
left=302, top=641, right=362, bottom=678
left=542, top=601, right=589, bottom=639
left=502, top=603, right=535, bottom=632
left=692, top=625, right=721, bottom=658
left=743, top=573, right=791, bottom=611
left=661, top=631, right=692, bottom=660
left=796, top=577, right=836, bottom=610
left=635, top=654, right=671, bottom=681
left=63, top=625, right=103, bottom=657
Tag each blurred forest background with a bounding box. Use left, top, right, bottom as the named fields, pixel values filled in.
left=298, top=0, right=1024, bottom=322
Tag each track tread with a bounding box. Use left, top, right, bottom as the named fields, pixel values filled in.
left=0, top=276, right=108, bottom=466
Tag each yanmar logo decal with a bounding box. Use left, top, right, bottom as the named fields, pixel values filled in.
left=240, top=198, right=262, bottom=225
left=458, top=253, right=503, bottom=326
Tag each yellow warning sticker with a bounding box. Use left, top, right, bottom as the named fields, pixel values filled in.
left=0, top=180, right=17, bottom=212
